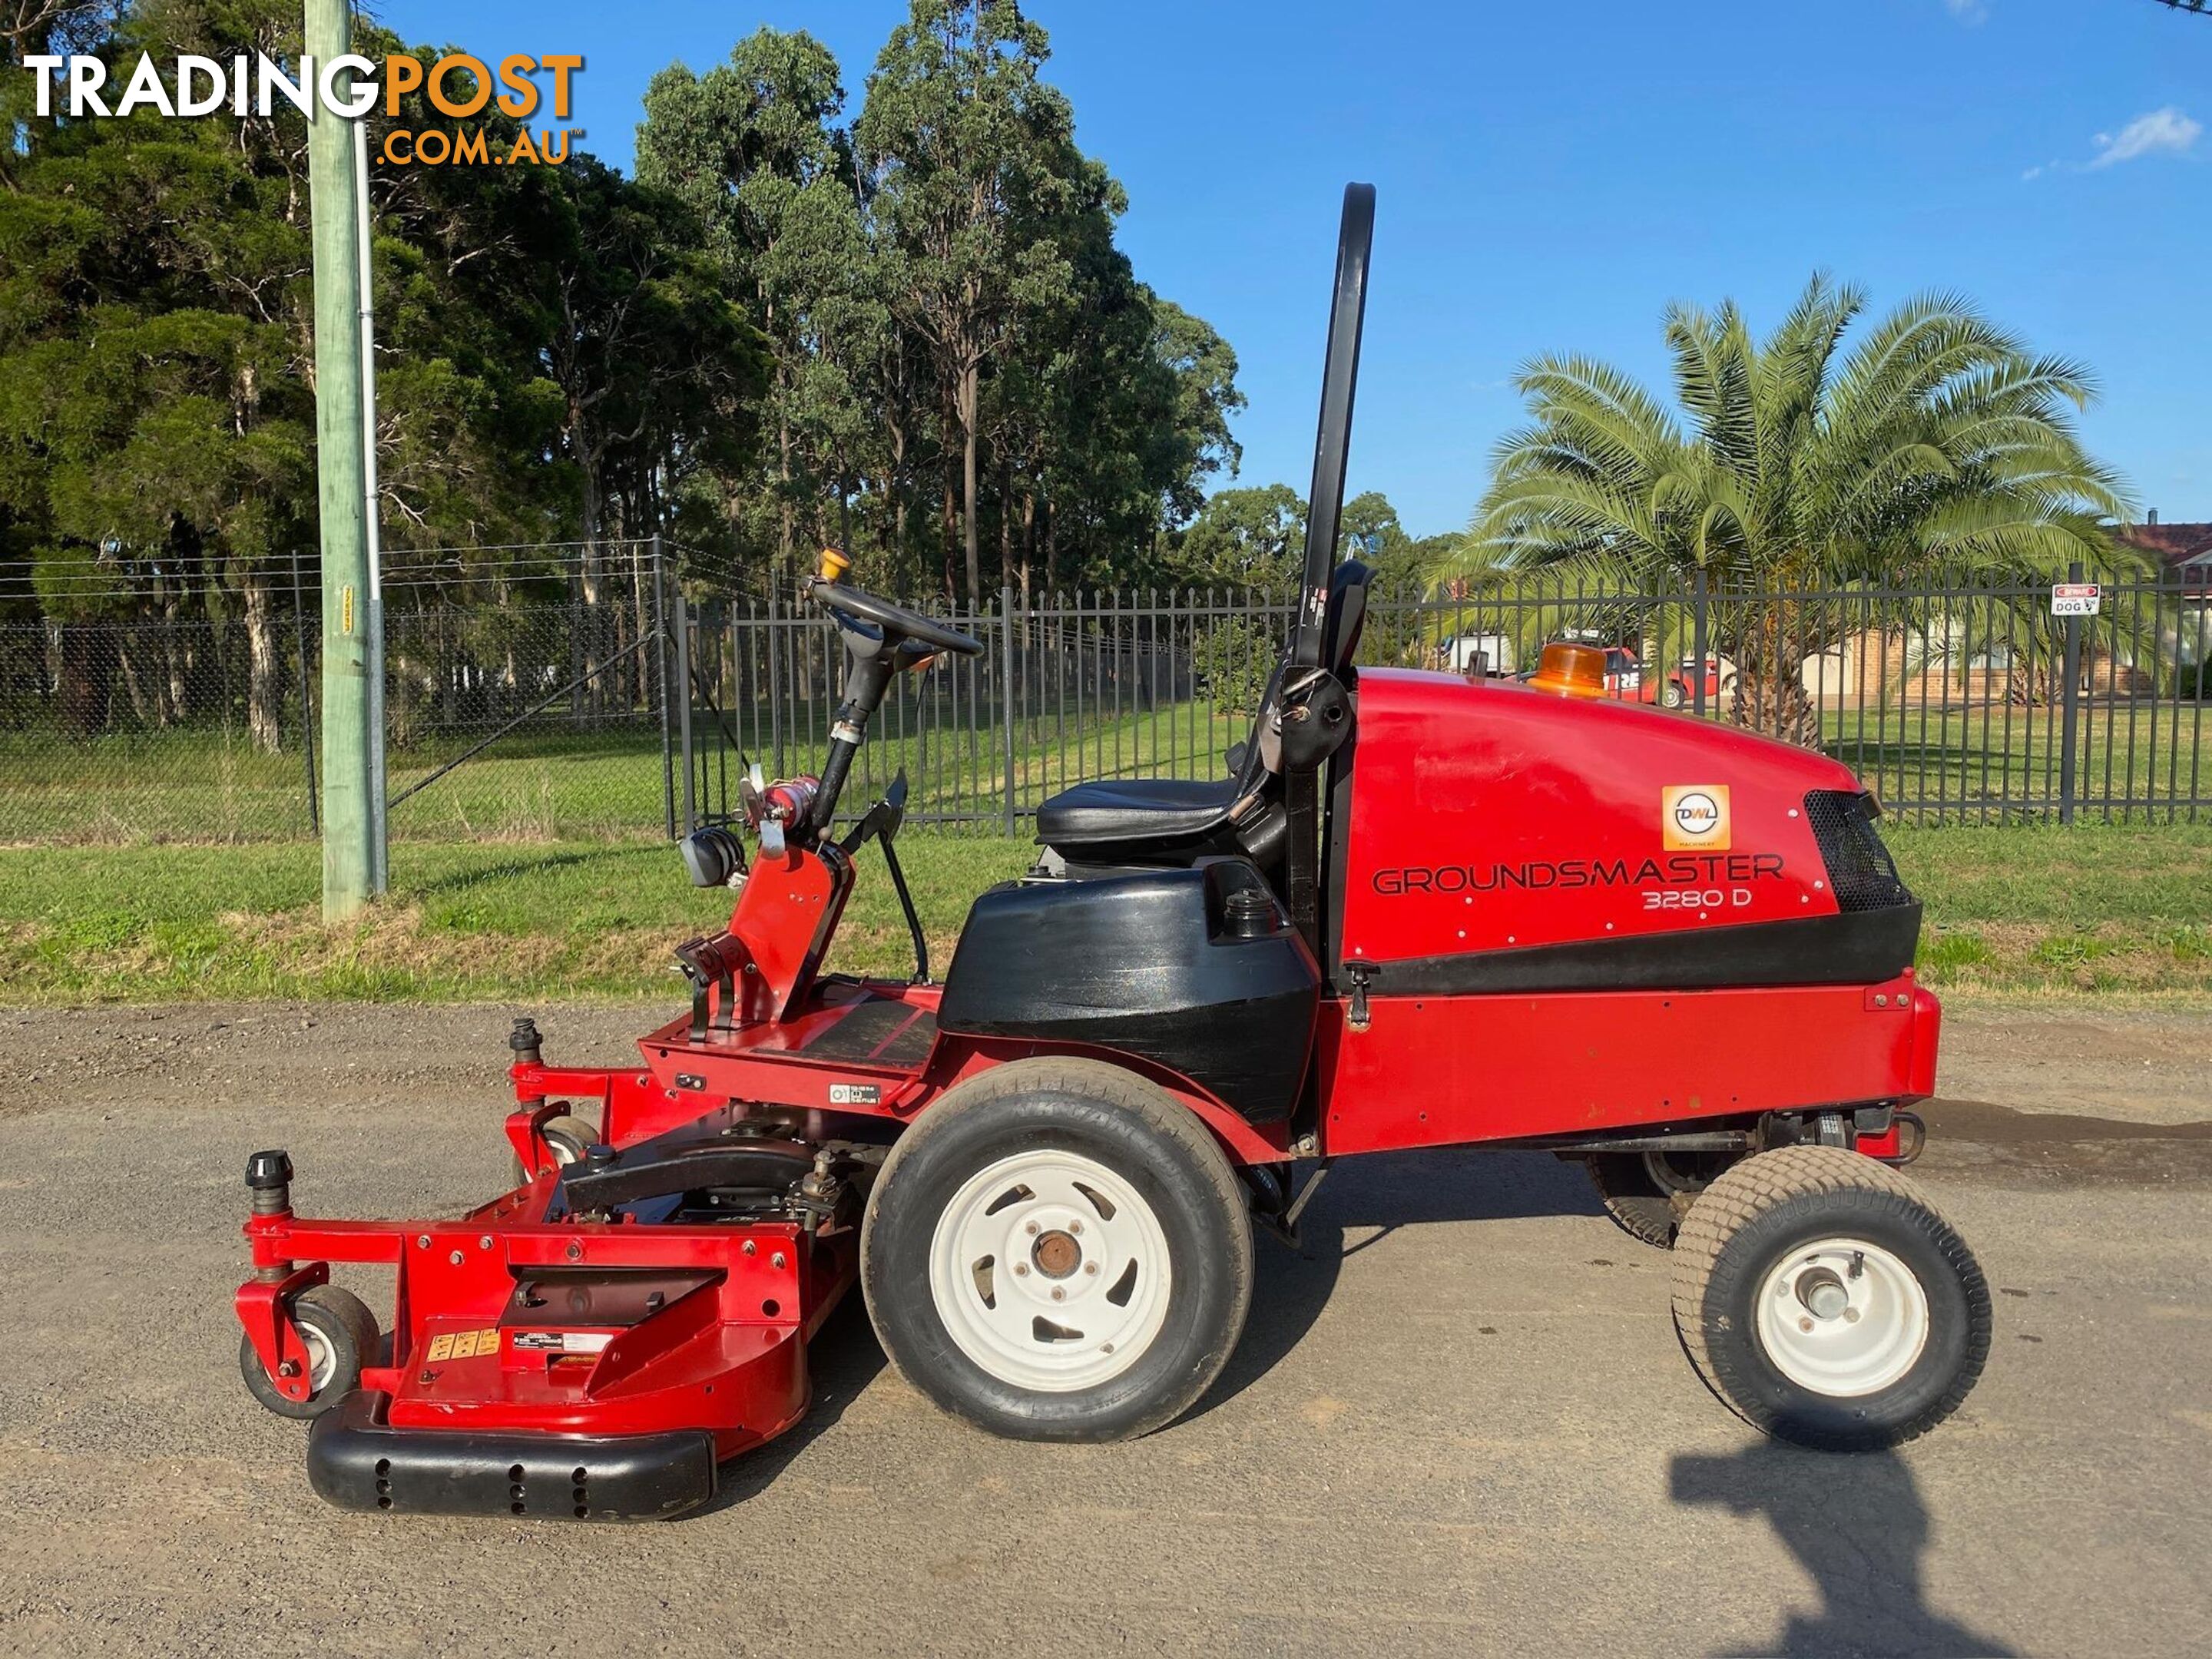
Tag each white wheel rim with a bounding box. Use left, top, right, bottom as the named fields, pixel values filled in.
left=927, top=1148, right=1172, bottom=1393
left=303, top=1325, right=337, bottom=1393
left=1755, top=1237, right=1929, bottom=1398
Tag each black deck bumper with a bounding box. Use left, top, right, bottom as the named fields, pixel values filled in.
left=306, top=1391, right=718, bottom=1520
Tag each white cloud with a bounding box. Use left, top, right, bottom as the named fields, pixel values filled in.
left=1945, top=0, right=1988, bottom=22
left=2087, top=106, right=2201, bottom=169
left=2023, top=109, right=2200, bottom=183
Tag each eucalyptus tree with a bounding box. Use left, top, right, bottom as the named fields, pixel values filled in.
left=640, top=30, right=880, bottom=576
left=856, top=0, right=1089, bottom=604
left=1462, top=275, right=2134, bottom=742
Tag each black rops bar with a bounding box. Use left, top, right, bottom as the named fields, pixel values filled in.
left=1289, top=182, right=1376, bottom=672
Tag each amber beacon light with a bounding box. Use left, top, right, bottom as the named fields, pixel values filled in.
left=1527, top=641, right=1608, bottom=699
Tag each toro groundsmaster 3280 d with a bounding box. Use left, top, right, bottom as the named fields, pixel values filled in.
left=237, top=185, right=1990, bottom=1520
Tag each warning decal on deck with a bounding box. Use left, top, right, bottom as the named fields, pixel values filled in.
left=424, top=1327, right=501, bottom=1363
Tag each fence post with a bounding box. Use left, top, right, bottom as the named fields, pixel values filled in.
left=653, top=535, right=675, bottom=839
left=290, top=547, right=319, bottom=834
left=673, top=581, right=695, bottom=833
left=2058, top=558, right=2083, bottom=826
left=766, top=586, right=783, bottom=776
left=1000, top=588, right=1017, bottom=836
left=1691, top=565, right=1710, bottom=718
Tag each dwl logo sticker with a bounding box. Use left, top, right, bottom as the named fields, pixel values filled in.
left=1662, top=785, right=1731, bottom=850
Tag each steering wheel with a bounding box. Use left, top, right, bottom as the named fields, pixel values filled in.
left=805, top=575, right=984, bottom=658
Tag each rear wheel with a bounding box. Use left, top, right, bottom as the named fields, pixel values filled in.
left=240, top=1284, right=379, bottom=1421
left=1660, top=679, right=1688, bottom=708
left=1671, top=1147, right=1991, bottom=1451
left=862, top=1057, right=1253, bottom=1442
left=1585, top=1148, right=1739, bottom=1248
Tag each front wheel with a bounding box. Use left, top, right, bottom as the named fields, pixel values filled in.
left=240, top=1284, right=379, bottom=1421
left=862, top=1058, right=1253, bottom=1442
left=1671, top=1147, right=1991, bottom=1451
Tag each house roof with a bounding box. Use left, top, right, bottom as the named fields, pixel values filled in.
left=2114, top=522, right=2212, bottom=570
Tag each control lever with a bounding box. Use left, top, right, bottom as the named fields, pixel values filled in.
left=841, top=773, right=929, bottom=983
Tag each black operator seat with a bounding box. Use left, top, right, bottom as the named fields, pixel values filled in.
left=1034, top=561, right=1373, bottom=870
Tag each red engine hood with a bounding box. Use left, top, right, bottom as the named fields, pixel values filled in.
left=1338, top=669, right=1873, bottom=969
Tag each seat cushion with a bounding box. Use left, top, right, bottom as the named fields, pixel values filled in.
left=1034, top=776, right=1240, bottom=848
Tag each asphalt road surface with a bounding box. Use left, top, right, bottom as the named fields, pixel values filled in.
left=2, top=1002, right=2207, bottom=1657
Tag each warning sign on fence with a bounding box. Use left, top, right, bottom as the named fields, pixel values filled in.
left=2050, top=582, right=2101, bottom=617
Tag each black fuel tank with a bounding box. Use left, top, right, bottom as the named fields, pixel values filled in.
left=938, top=859, right=1320, bottom=1124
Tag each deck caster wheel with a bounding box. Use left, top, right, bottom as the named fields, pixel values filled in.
left=513, top=1114, right=599, bottom=1183
left=240, top=1285, right=379, bottom=1422
left=861, top=1057, right=1253, bottom=1443
left=1671, top=1147, right=1992, bottom=1451
left=1585, top=1149, right=1738, bottom=1248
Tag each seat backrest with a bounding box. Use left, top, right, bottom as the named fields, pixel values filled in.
left=1323, top=559, right=1374, bottom=677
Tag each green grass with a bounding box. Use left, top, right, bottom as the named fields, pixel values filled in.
left=0, top=835, right=1034, bottom=1002
left=1884, top=820, right=2210, bottom=995
left=0, top=820, right=2204, bottom=1005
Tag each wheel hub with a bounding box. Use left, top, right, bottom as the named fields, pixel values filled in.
left=1755, top=1237, right=1929, bottom=1398
left=303, top=1325, right=336, bottom=1393
left=1031, top=1229, right=1082, bottom=1279
left=1796, top=1265, right=1850, bottom=1320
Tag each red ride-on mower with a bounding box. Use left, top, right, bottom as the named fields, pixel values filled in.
left=237, top=185, right=1989, bottom=1519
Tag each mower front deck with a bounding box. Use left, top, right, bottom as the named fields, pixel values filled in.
left=239, top=1042, right=864, bottom=1519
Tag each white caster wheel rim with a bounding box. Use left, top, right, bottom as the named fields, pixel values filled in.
left=1755, top=1236, right=1929, bottom=1398
left=927, top=1148, right=1173, bottom=1392
left=302, top=1325, right=337, bottom=1393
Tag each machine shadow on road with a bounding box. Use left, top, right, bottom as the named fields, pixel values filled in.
left=1202, top=1147, right=1607, bottom=1414
left=1671, top=1442, right=2015, bottom=1658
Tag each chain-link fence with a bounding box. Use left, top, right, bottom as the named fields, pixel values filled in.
left=0, top=541, right=685, bottom=844
left=5, top=551, right=2207, bottom=846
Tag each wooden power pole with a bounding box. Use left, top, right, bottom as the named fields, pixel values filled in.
left=305, top=0, right=385, bottom=919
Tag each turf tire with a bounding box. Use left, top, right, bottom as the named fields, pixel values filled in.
left=862, top=1057, right=1253, bottom=1443
left=1585, top=1150, right=1737, bottom=1249
left=1671, top=1146, right=1991, bottom=1451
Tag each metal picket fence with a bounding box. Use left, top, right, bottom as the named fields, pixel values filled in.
left=4, top=551, right=2207, bottom=845
left=677, top=565, right=2210, bottom=831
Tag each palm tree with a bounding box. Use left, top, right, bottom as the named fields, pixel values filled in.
left=1459, top=276, right=2137, bottom=743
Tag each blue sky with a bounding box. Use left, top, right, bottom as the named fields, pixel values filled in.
left=376, top=0, right=2209, bottom=538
